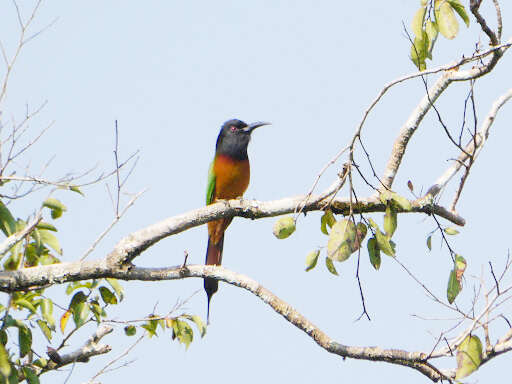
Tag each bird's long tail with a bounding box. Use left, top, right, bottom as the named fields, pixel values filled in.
left=204, top=234, right=224, bottom=324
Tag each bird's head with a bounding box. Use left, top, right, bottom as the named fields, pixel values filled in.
left=215, top=119, right=270, bottom=158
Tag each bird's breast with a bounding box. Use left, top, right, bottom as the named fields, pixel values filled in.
left=213, top=154, right=250, bottom=200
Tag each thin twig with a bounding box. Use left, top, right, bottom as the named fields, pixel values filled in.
left=80, top=190, right=146, bottom=261
left=88, top=335, right=144, bottom=383
left=489, top=261, right=500, bottom=296
left=113, top=120, right=121, bottom=217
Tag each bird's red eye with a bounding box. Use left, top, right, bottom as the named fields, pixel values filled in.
left=230, top=126, right=237, bottom=132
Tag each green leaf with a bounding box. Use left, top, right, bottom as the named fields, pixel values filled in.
left=50, top=208, right=63, bottom=219
left=411, top=39, right=427, bottom=71
left=159, top=318, right=167, bottom=331
left=447, top=254, right=467, bottom=304
left=172, top=319, right=194, bottom=349
left=69, top=185, right=84, bottom=196
left=325, top=257, right=338, bottom=276
left=426, top=235, right=432, bottom=251
left=327, top=219, right=356, bottom=262
left=447, top=270, right=461, bottom=304
left=73, top=301, right=90, bottom=328
left=89, top=300, right=106, bottom=323
left=38, top=230, right=62, bottom=255
left=65, top=281, right=96, bottom=295
left=0, top=343, right=11, bottom=377
left=18, top=325, right=32, bottom=358
left=305, top=250, right=320, bottom=272
left=2, top=315, right=17, bottom=329
left=42, top=198, right=67, bottom=213
left=390, top=193, right=413, bottom=211
left=0, top=201, right=16, bottom=236
left=25, top=228, right=43, bottom=254
left=69, top=292, right=89, bottom=328
left=272, top=216, right=296, bottom=239
left=69, top=291, right=87, bottom=308
left=37, top=320, right=52, bottom=342
left=367, top=237, right=381, bottom=270
left=8, top=367, right=19, bottom=384
left=455, top=254, right=467, bottom=272
left=444, top=227, right=459, bottom=235
left=142, top=319, right=158, bottom=337
left=124, top=325, right=136, bottom=336
left=425, top=20, right=439, bottom=59
left=39, top=254, right=59, bottom=265
left=23, top=244, right=38, bottom=267
left=40, top=299, right=55, bottom=329
left=369, top=219, right=395, bottom=257
left=3, top=252, right=21, bottom=271
left=183, top=315, right=207, bottom=338
left=6, top=373, right=18, bottom=384
left=456, top=335, right=482, bottom=379
left=383, top=205, right=397, bottom=238
left=379, top=190, right=393, bottom=204
left=105, top=278, right=124, bottom=302
left=73, top=302, right=90, bottom=329
left=22, top=367, right=39, bottom=384
left=33, top=358, right=47, bottom=369
left=435, top=0, right=459, bottom=39
left=13, top=298, right=37, bottom=314
left=99, top=286, right=118, bottom=305
left=448, top=0, right=470, bottom=27
left=320, top=209, right=336, bottom=235
left=411, top=5, right=427, bottom=36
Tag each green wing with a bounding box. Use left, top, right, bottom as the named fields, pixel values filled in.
left=206, top=161, right=216, bottom=205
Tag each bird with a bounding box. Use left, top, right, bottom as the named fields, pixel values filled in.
left=204, top=119, right=270, bottom=323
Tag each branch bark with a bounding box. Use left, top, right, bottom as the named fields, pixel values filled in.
left=0, top=193, right=465, bottom=292
left=0, top=211, right=41, bottom=256
left=36, top=325, right=113, bottom=376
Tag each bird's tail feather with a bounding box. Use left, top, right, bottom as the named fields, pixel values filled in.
left=204, top=235, right=224, bottom=324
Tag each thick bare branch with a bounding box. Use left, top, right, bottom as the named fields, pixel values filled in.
left=59, top=324, right=113, bottom=364
left=0, top=194, right=464, bottom=292
left=7, top=262, right=509, bottom=382
left=471, top=0, right=499, bottom=45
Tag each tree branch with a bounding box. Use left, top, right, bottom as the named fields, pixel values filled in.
left=37, top=324, right=113, bottom=376
left=428, top=87, right=512, bottom=198
left=0, top=211, right=41, bottom=255
left=380, top=36, right=511, bottom=191
left=0, top=193, right=465, bottom=292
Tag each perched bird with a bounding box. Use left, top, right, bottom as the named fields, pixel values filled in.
left=205, top=119, right=270, bottom=323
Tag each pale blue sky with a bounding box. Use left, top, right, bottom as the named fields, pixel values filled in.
left=1, top=1, right=511, bottom=383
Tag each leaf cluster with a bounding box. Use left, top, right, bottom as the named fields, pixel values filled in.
left=136, top=313, right=206, bottom=350
left=410, top=0, right=470, bottom=70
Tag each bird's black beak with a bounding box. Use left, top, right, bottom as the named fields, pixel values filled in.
left=243, top=121, right=271, bottom=133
